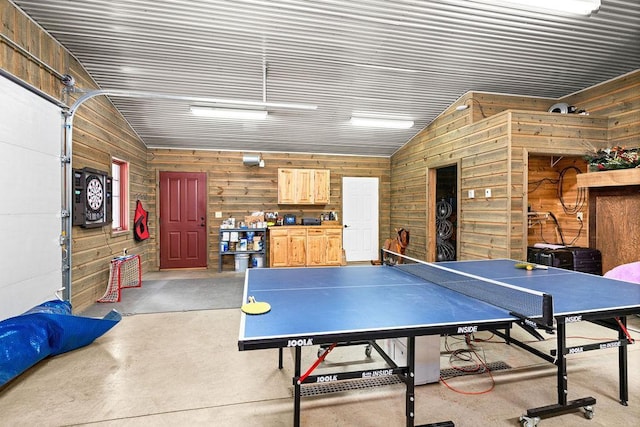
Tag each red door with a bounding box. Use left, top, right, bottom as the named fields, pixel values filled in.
left=159, top=172, right=207, bottom=269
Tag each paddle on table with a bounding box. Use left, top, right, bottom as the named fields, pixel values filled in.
left=514, top=262, right=549, bottom=271
left=241, top=296, right=271, bottom=315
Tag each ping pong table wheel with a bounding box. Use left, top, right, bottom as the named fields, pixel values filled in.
left=582, top=405, right=594, bottom=420
left=519, top=415, right=540, bottom=427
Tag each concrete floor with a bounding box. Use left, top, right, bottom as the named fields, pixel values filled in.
left=1, top=269, right=639, bottom=426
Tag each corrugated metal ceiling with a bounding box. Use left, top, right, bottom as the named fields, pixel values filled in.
left=13, top=0, right=640, bottom=156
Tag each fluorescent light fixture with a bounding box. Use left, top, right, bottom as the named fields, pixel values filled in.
left=354, top=63, right=420, bottom=73
left=350, top=116, right=414, bottom=129
left=190, top=106, right=267, bottom=120
left=456, top=105, right=469, bottom=111
left=477, top=0, right=601, bottom=15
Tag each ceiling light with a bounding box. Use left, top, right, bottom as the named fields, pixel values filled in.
left=475, top=0, right=601, bottom=15
left=350, top=116, right=414, bottom=129
left=190, top=106, right=267, bottom=120
left=354, top=63, right=419, bottom=73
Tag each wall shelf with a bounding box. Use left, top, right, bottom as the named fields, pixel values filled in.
left=219, top=228, right=267, bottom=272
left=577, top=168, right=640, bottom=188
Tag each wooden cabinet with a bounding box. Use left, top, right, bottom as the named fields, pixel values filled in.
left=278, top=168, right=330, bottom=205
left=277, top=168, right=296, bottom=204
left=269, top=226, right=342, bottom=267
left=269, top=227, right=307, bottom=267
left=306, top=228, right=325, bottom=266
left=295, top=169, right=314, bottom=204
left=307, top=228, right=343, bottom=266
left=313, top=169, right=330, bottom=204
left=325, top=228, right=343, bottom=265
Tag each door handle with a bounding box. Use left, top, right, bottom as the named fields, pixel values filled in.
left=344, top=224, right=349, bottom=228
left=200, top=216, right=206, bottom=227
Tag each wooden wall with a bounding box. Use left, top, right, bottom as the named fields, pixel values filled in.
left=3, top=0, right=639, bottom=314
left=560, top=70, right=640, bottom=148
left=147, top=150, right=391, bottom=270
left=392, top=93, right=560, bottom=261
left=1, top=2, right=64, bottom=99
left=1, top=1, right=150, bottom=313
left=563, top=70, right=640, bottom=272
left=526, top=156, right=590, bottom=248
left=393, top=76, right=631, bottom=263
left=511, top=111, right=609, bottom=257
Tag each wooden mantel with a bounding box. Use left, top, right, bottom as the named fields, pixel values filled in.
left=577, top=168, right=640, bottom=188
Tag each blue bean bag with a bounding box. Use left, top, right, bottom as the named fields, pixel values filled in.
left=0, top=300, right=121, bottom=386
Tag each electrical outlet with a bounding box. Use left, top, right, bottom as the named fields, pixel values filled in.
left=215, top=211, right=223, bottom=218
left=485, top=188, right=492, bottom=198
left=577, top=212, right=583, bottom=221
left=468, top=190, right=475, bottom=199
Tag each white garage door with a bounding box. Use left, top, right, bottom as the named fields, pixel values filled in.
left=0, top=74, right=63, bottom=321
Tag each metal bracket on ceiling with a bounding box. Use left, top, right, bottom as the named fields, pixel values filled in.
left=551, top=156, right=563, bottom=168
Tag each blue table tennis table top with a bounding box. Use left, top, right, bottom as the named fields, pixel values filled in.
left=238, top=259, right=640, bottom=349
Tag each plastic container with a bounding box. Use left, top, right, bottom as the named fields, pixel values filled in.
left=235, top=253, right=250, bottom=272
left=251, top=253, right=264, bottom=268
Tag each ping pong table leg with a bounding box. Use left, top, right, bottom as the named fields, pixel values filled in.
left=618, top=316, right=629, bottom=406
left=406, top=336, right=416, bottom=427
left=293, top=346, right=302, bottom=427
left=556, top=320, right=568, bottom=406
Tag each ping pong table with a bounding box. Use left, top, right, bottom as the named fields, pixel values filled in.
left=238, top=256, right=640, bottom=426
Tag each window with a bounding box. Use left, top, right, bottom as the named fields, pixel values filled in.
left=111, top=158, right=129, bottom=232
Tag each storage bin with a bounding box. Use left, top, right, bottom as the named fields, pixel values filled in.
left=235, top=253, right=250, bottom=272
left=252, top=254, right=264, bottom=268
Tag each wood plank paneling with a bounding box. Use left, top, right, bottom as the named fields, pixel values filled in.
left=526, top=156, right=589, bottom=248
left=393, top=88, right=622, bottom=263
left=561, top=70, right=640, bottom=148
left=148, top=150, right=390, bottom=270
left=589, top=187, right=640, bottom=273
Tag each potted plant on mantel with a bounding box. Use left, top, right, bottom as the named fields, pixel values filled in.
left=585, top=146, right=640, bottom=171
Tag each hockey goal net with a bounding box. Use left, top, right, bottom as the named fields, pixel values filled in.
left=97, top=254, right=142, bottom=303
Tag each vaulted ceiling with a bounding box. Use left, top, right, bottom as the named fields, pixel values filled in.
left=14, top=0, right=640, bottom=156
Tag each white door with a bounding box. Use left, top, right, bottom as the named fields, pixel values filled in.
left=342, top=177, right=379, bottom=261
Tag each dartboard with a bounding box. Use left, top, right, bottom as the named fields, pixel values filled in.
left=85, top=175, right=104, bottom=213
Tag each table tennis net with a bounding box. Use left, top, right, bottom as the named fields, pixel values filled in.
left=392, top=257, right=553, bottom=327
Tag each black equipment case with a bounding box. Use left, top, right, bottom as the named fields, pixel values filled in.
left=527, top=246, right=602, bottom=275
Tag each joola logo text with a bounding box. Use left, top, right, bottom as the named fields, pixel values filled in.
left=287, top=338, right=313, bottom=347
left=457, top=325, right=478, bottom=334
left=317, top=375, right=338, bottom=382
left=569, top=347, right=584, bottom=354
